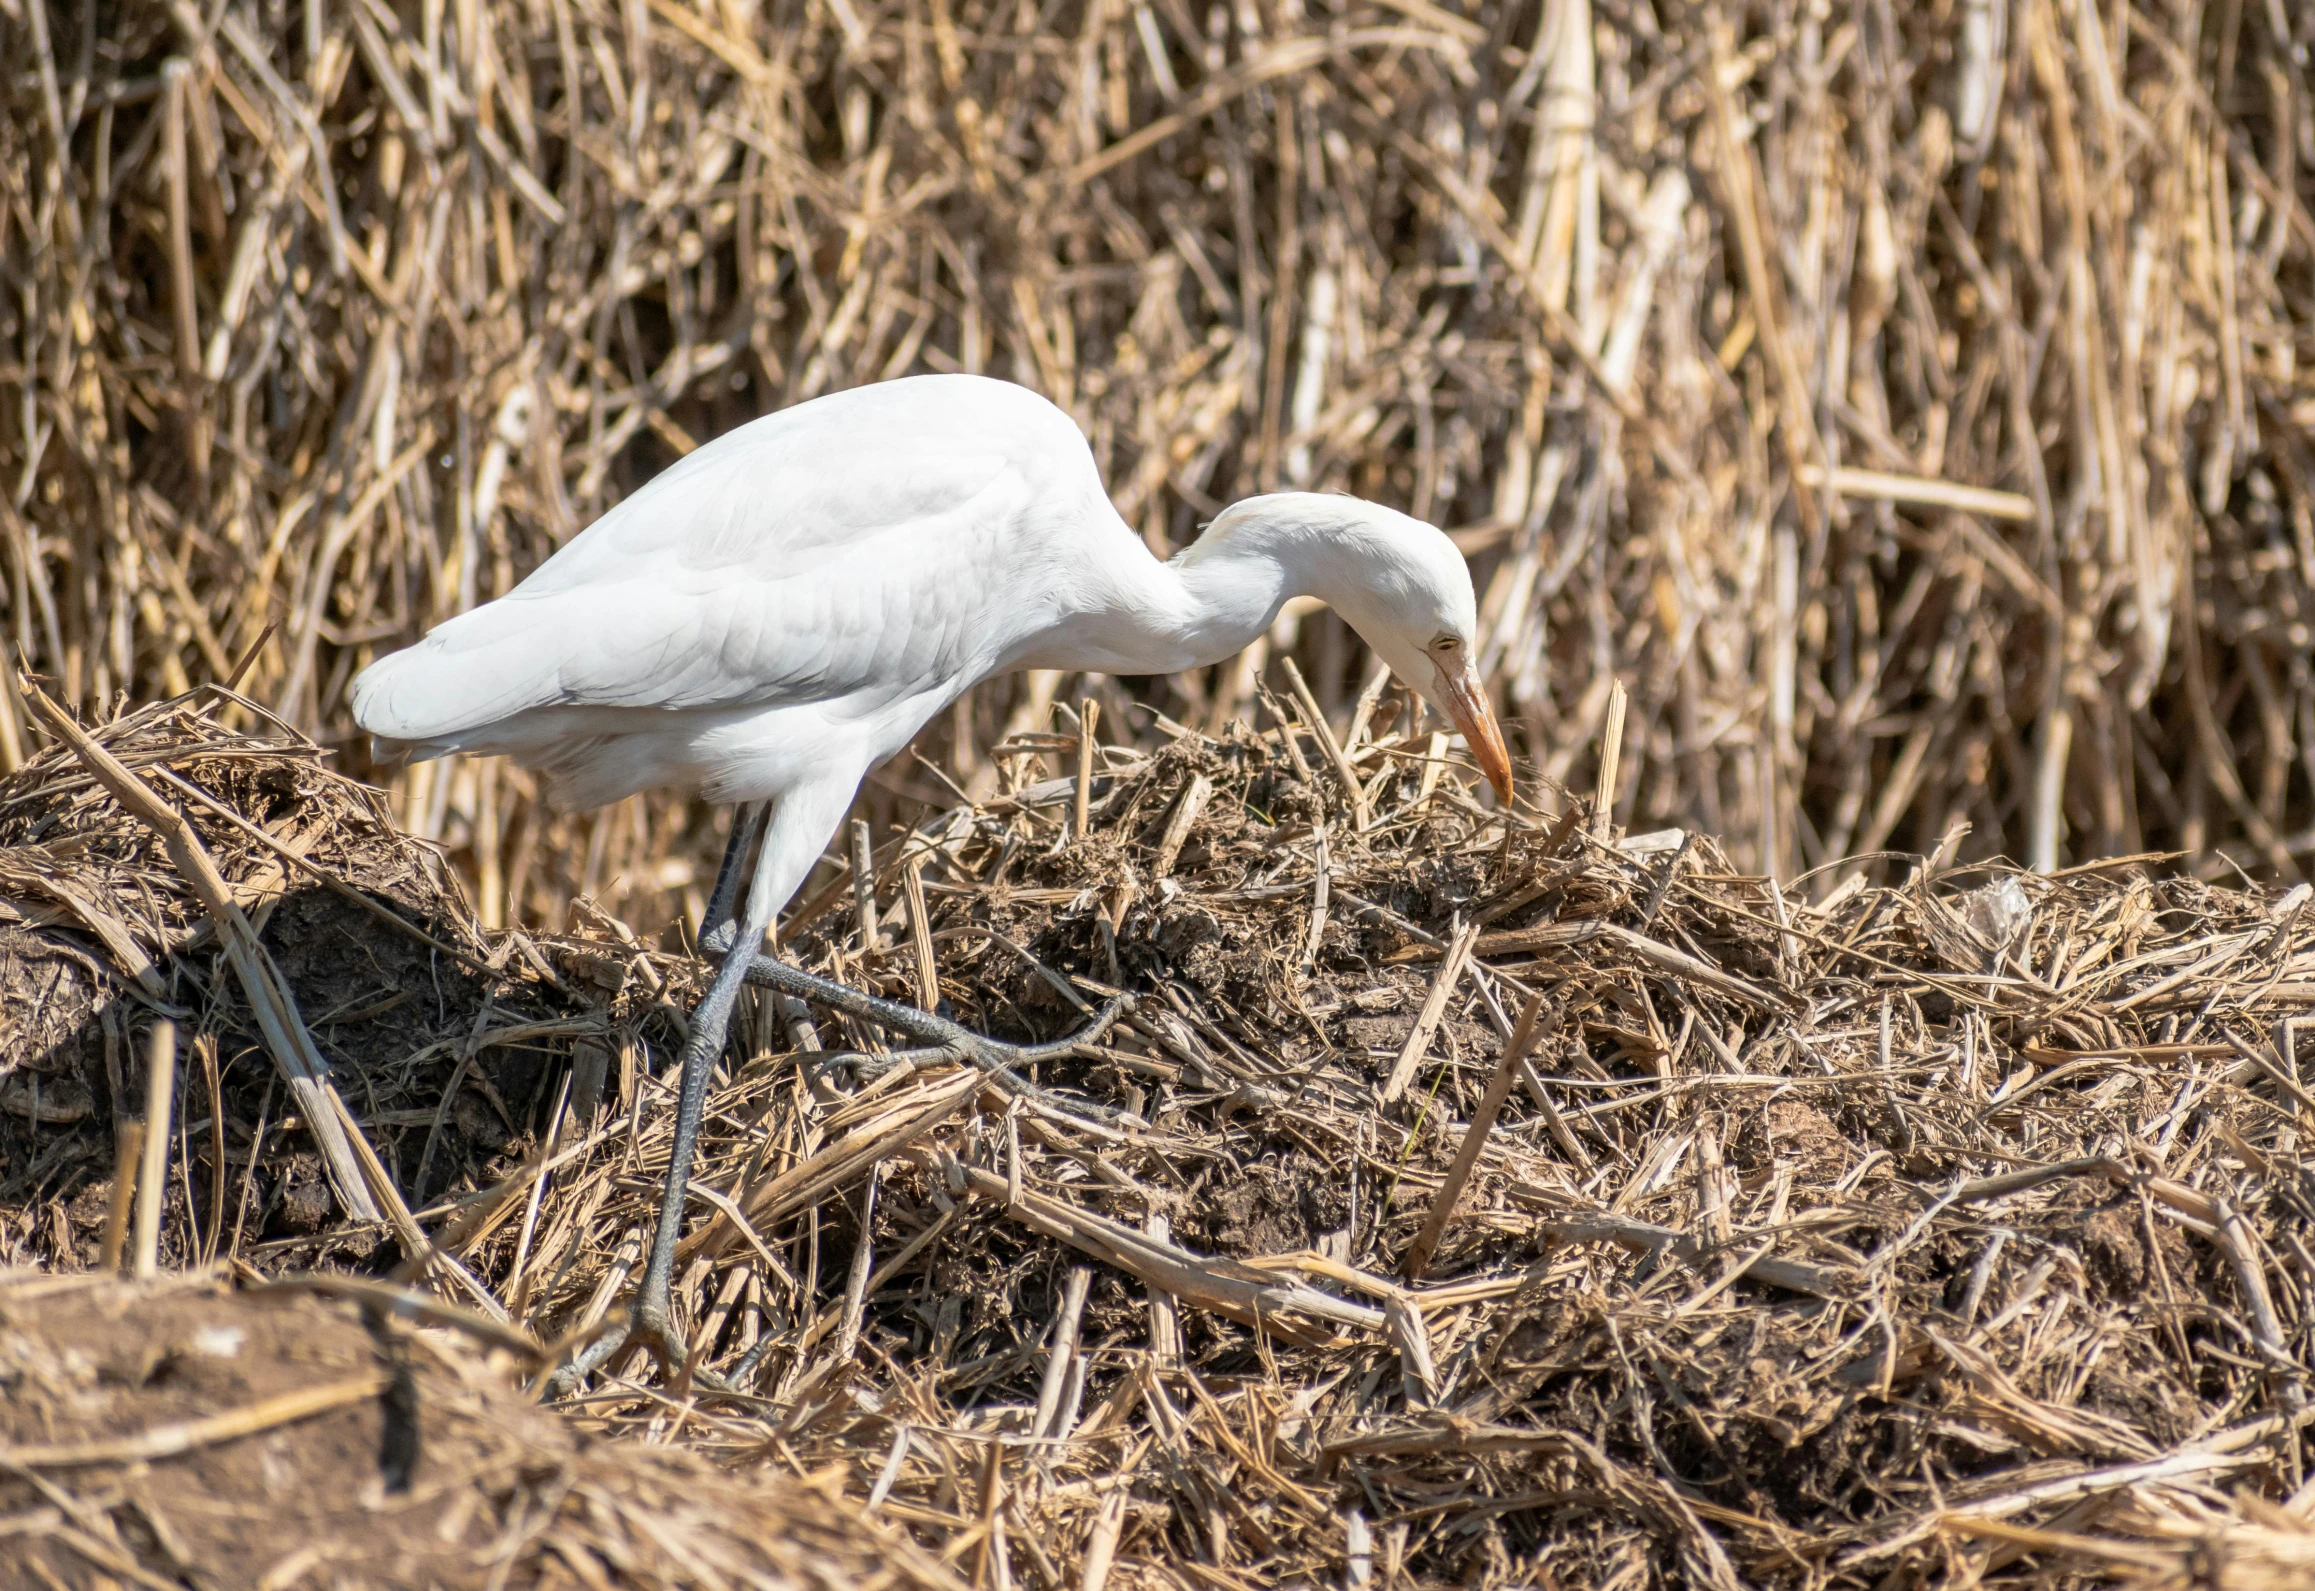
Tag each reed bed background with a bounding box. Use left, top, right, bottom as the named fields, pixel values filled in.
left=2, top=0, right=2313, bottom=936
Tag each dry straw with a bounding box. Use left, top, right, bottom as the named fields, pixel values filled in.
left=5, top=687, right=2314, bottom=1584
left=5, top=0, right=2315, bottom=1582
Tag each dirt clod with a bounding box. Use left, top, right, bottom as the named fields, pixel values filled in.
left=0, top=1274, right=947, bottom=1591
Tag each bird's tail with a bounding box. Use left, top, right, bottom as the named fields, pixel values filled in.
left=350, top=600, right=571, bottom=755
left=355, top=629, right=724, bottom=813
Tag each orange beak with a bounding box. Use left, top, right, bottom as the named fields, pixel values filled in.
left=1434, top=655, right=1515, bottom=805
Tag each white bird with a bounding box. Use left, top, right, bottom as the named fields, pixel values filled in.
left=352, top=372, right=1511, bottom=1366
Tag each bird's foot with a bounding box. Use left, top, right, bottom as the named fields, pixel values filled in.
left=540, top=1315, right=630, bottom=1400
left=836, top=1024, right=1132, bottom=1128
left=697, top=923, right=1136, bottom=1124
left=539, top=1275, right=757, bottom=1404
left=605, top=1287, right=739, bottom=1396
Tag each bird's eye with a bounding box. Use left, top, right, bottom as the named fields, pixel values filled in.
left=1432, top=635, right=1461, bottom=654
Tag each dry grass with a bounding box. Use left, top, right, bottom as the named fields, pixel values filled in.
left=1, top=0, right=2313, bottom=936
left=5, top=686, right=2315, bottom=1585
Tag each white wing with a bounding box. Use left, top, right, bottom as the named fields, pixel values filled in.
left=351, top=376, right=1094, bottom=746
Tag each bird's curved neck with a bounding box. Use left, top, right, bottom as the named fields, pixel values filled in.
left=1169, top=520, right=1326, bottom=663
left=1060, top=508, right=1338, bottom=677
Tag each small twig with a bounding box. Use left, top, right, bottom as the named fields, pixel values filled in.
left=1517, top=1050, right=1597, bottom=1174
left=1152, top=773, right=1212, bottom=878
left=1031, top=1266, right=1092, bottom=1439
left=1281, top=655, right=1370, bottom=830
left=134, top=1020, right=177, bottom=1278
left=1257, top=681, right=1316, bottom=782
left=1403, top=993, right=1547, bottom=1280
left=198, top=1033, right=225, bottom=1266
left=100, top=1119, right=144, bottom=1275
left=1593, top=678, right=1627, bottom=842
left=2213, top=1198, right=2299, bottom=1382
left=1304, top=821, right=1331, bottom=974
left=831, top=1163, right=880, bottom=1364
left=903, top=855, right=940, bottom=1011
left=1384, top=1293, right=1437, bottom=1405
left=799, top=1206, right=957, bottom=1355
left=1081, top=1488, right=1129, bottom=1591
left=0, top=1374, right=394, bottom=1468
left=1143, top=1211, right=1180, bottom=1368
left=1638, top=831, right=1693, bottom=925
left=1342, top=656, right=1394, bottom=756
left=1074, top=694, right=1100, bottom=840
left=850, top=817, right=880, bottom=949
left=1382, top=917, right=1479, bottom=1103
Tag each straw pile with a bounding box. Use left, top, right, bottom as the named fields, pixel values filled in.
left=5, top=684, right=2315, bottom=1585
left=6, top=0, right=2315, bottom=1580
left=3, top=0, right=2313, bottom=948
left=0, top=682, right=587, bottom=1277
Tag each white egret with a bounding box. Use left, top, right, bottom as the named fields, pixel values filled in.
left=352, top=372, right=1511, bottom=1367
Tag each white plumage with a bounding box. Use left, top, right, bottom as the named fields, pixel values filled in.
left=354, top=373, right=1510, bottom=928
left=357, top=378, right=1095, bottom=809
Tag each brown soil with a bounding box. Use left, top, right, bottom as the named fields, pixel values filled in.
left=0, top=1272, right=952, bottom=1590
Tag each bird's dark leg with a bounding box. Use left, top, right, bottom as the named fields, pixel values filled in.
left=539, top=831, right=764, bottom=1396
left=694, top=923, right=1134, bottom=1122
left=628, top=874, right=781, bottom=1362
left=697, top=802, right=766, bottom=947
left=701, top=804, right=829, bottom=1054
left=552, top=852, right=1134, bottom=1397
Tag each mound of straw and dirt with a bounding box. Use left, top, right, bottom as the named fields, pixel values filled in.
left=5, top=682, right=2315, bottom=1587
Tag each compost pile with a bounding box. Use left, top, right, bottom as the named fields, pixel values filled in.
left=4, top=686, right=2314, bottom=1587
left=0, top=684, right=591, bottom=1275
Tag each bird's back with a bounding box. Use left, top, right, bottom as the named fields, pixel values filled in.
left=351, top=375, right=1122, bottom=803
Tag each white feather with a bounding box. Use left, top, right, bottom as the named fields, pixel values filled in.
left=352, top=373, right=1493, bottom=915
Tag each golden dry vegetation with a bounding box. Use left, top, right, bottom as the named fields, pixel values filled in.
left=5, top=689, right=2315, bottom=1586
left=3, top=0, right=2313, bottom=926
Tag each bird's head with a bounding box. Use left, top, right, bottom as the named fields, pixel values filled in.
left=1203, top=493, right=1514, bottom=805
